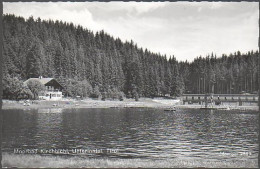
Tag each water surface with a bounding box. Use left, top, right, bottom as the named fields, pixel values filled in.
left=2, top=108, right=259, bottom=161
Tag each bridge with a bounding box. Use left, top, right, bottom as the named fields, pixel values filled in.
left=181, top=94, right=259, bottom=106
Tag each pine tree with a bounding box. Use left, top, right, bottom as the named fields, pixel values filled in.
left=2, top=14, right=259, bottom=98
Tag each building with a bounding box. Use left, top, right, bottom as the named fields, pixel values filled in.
left=24, top=77, right=63, bottom=100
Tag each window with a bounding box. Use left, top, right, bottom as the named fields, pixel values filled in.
left=57, top=94, right=61, bottom=97
left=46, top=94, right=50, bottom=97
left=52, top=94, right=57, bottom=97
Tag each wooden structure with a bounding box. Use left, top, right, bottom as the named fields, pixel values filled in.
left=182, top=93, right=259, bottom=106
left=24, top=77, right=63, bottom=100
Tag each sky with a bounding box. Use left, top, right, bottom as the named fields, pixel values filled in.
left=3, top=2, right=259, bottom=62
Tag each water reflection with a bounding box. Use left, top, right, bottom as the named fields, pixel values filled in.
left=2, top=108, right=259, bottom=161
left=35, top=109, right=63, bottom=149
left=37, top=108, right=63, bottom=114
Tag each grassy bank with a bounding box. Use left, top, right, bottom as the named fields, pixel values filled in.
left=2, top=98, right=258, bottom=111
left=2, top=98, right=166, bottom=110
left=2, top=153, right=258, bottom=168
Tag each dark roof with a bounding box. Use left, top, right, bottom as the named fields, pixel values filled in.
left=24, top=78, right=63, bottom=89
left=24, top=78, right=54, bottom=85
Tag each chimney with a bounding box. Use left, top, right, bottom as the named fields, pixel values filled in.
left=39, top=76, right=42, bottom=79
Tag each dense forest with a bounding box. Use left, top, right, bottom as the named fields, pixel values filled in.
left=2, top=14, right=259, bottom=100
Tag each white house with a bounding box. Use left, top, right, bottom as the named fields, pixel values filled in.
left=24, top=77, right=63, bottom=101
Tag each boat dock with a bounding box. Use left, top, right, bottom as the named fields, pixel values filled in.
left=181, top=94, right=259, bottom=106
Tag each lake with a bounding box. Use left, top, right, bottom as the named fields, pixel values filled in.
left=2, top=108, right=259, bottom=161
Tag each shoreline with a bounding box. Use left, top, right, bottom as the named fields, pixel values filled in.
left=2, top=98, right=259, bottom=111
left=2, top=153, right=258, bottom=168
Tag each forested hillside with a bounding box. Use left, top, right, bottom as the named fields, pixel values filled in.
left=2, top=14, right=259, bottom=100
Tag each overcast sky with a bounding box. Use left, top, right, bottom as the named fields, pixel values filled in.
left=3, top=2, right=259, bottom=61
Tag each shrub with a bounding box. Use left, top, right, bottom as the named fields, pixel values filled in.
left=119, top=92, right=125, bottom=101
left=91, top=85, right=101, bottom=98
left=17, top=86, right=34, bottom=100
left=75, top=80, right=93, bottom=98
left=26, top=79, right=45, bottom=100
left=101, top=92, right=107, bottom=101
left=3, top=76, right=24, bottom=100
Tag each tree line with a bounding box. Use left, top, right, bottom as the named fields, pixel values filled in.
left=2, top=14, right=259, bottom=100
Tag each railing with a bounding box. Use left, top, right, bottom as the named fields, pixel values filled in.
left=45, top=89, right=61, bottom=92
left=182, top=94, right=258, bottom=103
